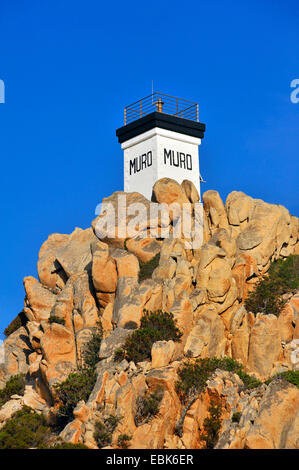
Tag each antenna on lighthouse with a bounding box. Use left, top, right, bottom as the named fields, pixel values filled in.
left=152, top=80, right=154, bottom=104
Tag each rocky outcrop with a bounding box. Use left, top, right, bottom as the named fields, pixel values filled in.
left=203, top=190, right=230, bottom=235
left=92, top=191, right=155, bottom=247
left=23, top=277, right=57, bottom=323
left=50, top=365, right=299, bottom=450
left=99, top=328, right=132, bottom=360
left=2, top=327, right=32, bottom=379
left=151, top=340, right=175, bottom=368
left=246, top=314, right=282, bottom=380
left=244, top=380, right=299, bottom=449
left=153, top=178, right=190, bottom=208
left=1, top=179, right=298, bottom=449
left=0, top=384, right=48, bottom=430
left=112, top=277, right=162, bottom=329
left=40, top=323, right=77, bottom=387
left=184, top=306, right=226, bottom=358
left=214, top=375, right=299, bottom=449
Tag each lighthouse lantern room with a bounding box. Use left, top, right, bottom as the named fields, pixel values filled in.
left=116, top=93, right=206, bottom=201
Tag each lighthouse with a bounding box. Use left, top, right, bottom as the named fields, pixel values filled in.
left=116, top=92, right=206, bottom=201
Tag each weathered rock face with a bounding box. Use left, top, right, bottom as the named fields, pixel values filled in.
left=214, top=375, right=299, bottom=450
left=151, top=340, right=175, bottom=368
left=278, top=291, right=299, bottom=344
left=244, top=380, right=299, bottom=449
left=112, top=277, right=162, bottom=329
left=203, top=190, right=230, bottom=235
left=246, top=314, right=282, bottom=380
left=38, top=228, right=98, bottom=292
left=153, top=178, right=189, bottom=207
left=112, top=249, right=140, bottom=279
left=55, top=227, right=97, bottom=278
left=1, top=180, right=299, bottom=449
left=2, top=327, right=32, bottom=379
left=91, top=240, right=118, bottom=294
left=231, top=308, right=252, bottom=365
left=181, top=179, right=200, bottom=203
left=236, top=200, right=293, bottom=270
left=225, top=191, right=254, bottom=228
left=125, top=237, right=161, bottom=263
left=40, top=323, right=77, bottom=387
left=53, top=366, right=299, bottom=450
left=37, top=233, right=69, bottom=291
left=0, top=400, right=23, bottom=429
left=99, top=328, right=132, bottom=360
left=92, top=191, right=154, bottom=248
left=0, top=384, right=48, bottom=430
left=24, top=277, right=57, bottom=322
left=184, top=306, right=226, bottom=358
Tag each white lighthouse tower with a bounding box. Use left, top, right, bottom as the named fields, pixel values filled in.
left=116, top=93, right=206, bottom=201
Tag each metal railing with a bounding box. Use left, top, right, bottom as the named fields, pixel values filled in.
left=124, top=92, right=199, bottom=125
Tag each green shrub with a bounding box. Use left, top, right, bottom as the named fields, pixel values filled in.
left=176, top=360, right=211, bottom=404
left=176, top=357, right=260, bottom=404
left=237, top=370, right=261, bottom=389
left=135, top=387, right=164, bottom=426
left=200, top=400, right=222, bottom=449
left=245, top=255, right=299, bottom=316
left=267, top=370, right=299, bottom=388
left=138, top=253, right=160, bottom=282
left=114, top=329, right=155, bottom=363
left=94, top=415, right=122, bottom=448
left=268, top=254, right=299, bottom=291
left=3, top=311, right=28, bottom=337
left=94, top=421, right=112, bottom=448
left=0, top=374, right=26, bottom=407
left=232, top=411, right=242, bottom=423
left=50, top=442, right=89, bottom=449
left=115, top=309, right=182, bottom=363
left=81, top=322, right=103, bottom=370
left=104, top=414, right=122, bottom=431
left=0, top=406, right=51, bottom=449
left=49, top=316, right=65, bottom=326
left=139, top=310, right=182, bottom=339
left=117, top=433, right=132, bottom=449
left=278, top=370, right=299, bottom=388
left=54, top=369, right=96, bottom=428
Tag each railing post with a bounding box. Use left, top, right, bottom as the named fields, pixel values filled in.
left=197, top=104, right=199, bottom=122
left=140, top=100, right=142, bottom=118
left=124, top=107, right=127, bottom=125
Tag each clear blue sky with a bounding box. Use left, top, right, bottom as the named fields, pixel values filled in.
left=0, top=0, right=298, bottom=337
